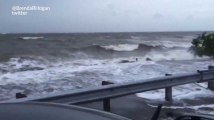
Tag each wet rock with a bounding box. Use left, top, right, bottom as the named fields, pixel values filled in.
left=135, top=58, right=138, bottom=61
left=146, top=58, right=152, bottom=61
left=119, top=60, right=131, bottom=63
left=16, top=92, right=27, bottom=99
left=19, top=67, right=44, bottom=72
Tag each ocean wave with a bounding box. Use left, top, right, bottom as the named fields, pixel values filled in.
left=136, top=83, right=214, bottom=103
left=151, top=41, right=191, bottom=48
left=144, top=49, right=196, bottom=61
left=83, top=43, right=164, bottom=53
left=0, top=54, right=213, bottom=101
left=67, top=43, right=185, bottom=60
left=18, top=36, right=44, bottom=40
left=0, top=57, right=47, bottom=74
left=101, top=44, right=139, bottom=51
left=128, top=37, right=192, bottom=48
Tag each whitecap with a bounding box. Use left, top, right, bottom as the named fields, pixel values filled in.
left=101, top=44, right=139, bottom=51
left=20, top=36, right=44, bottom=40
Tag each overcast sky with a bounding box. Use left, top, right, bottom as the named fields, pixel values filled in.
left=0, top=0, right=214, bottom=33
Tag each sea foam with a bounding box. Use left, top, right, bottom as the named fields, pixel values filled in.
left=101, top=44, right=139, bottom=51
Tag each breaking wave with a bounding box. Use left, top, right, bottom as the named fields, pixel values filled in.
left=101, top=44, right=139, bottom=51
left=81, top=43, right=176, bottom=53
left=19, top=36, right=44, bottom=40
left=0, top=57, right=47, bottom=74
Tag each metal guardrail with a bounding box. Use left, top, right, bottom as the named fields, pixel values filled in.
left=2, top=69, right=214, bottom=104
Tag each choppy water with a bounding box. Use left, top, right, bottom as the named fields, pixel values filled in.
left=0, top=32, right=213, bottom=101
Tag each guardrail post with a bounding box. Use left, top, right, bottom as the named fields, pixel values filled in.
left=16, top=92, right=27, bottom=99
left=151, top=104, right=162, bottom=120
left=165, top=74, right=172, bottom=102
left=208, top=66, right=214, bottom=91
left=102, top=81, right=113, bottom=112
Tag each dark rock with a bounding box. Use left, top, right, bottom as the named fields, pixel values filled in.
left=19, top=67, right=44, bottom=72
left=146, top=58, right=152, bottom=61
left=119, top=60, right=131, bottom=63
left=16, top=92, right=27, bottom=99
left=136, top=58, right=138, bottom=61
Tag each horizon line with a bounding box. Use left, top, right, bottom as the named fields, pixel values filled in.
left=1, top=30, right=214, bottom=34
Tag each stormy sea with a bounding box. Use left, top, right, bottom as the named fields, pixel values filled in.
left=0, top=32, right=214, bottom=114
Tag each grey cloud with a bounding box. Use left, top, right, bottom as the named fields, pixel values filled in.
left=186, top=15, right=194, bottom=20
left=153, top=13, right=164, bottom=19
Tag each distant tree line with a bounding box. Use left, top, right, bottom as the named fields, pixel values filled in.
left=190, top=32, right=214, bottom=58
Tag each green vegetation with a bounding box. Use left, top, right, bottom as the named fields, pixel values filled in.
left=190, top=33, right=214, bottom=57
